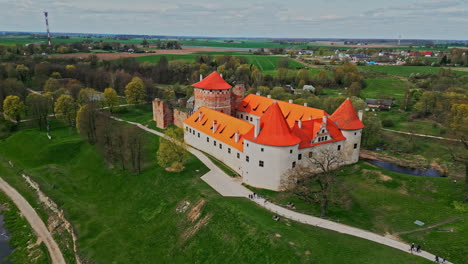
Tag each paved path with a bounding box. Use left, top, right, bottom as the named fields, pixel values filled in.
left=0, top=177, right=66, bottom=264
left=113, top=116, right=451, bottom=264
left=382, top=128, right=459, bottom=142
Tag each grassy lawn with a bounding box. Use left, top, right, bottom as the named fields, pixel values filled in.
left=0, top=124, right=432, bottom=263
left=376, top=111, right=447, bottom=137
left=360, top=66, right=468, bottom=77
left=249, top=161, right=467, bottom=263
left=361, top=79, right=411, bottom=101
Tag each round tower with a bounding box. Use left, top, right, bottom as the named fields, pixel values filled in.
left=193, top=72, right=233, bottom=115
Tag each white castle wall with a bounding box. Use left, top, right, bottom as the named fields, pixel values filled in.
left=242, top=140, right=299, bottom=191
left=340, top=129, right=362, bottom=164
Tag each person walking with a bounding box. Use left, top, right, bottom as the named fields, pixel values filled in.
left=416, top=245, right=421, bottom=253
left=410, top=243, right=415, bottom=252
left=435, top=256, right=439, bottom=263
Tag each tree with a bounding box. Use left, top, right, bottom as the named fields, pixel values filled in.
left=103, top=88, right=119, bottom=112
left=26, top=93, right=50, bottom=130
left=277, top=58, right=289, bottom=69
left=54, top=95, right=77, bottom=127
left=3, top=95, right=25, bottom=122
left=125, top=77, right=146, bottom=104
left=43, top=78, right=60, bottom=93
left=15, top=64, right=30, bottom=83
left=78, top=88, right=100, bottom=106
left=282, top=147, right=346, bottom=217
left=76, top=103, right=98, bottom=144
left=126, top=125, right=146, bottom=174
left=156, top=127, right=188, bottom=171
left=361, top=112, right=382, bottom=148
left=348, top=82, right=362, bottom=97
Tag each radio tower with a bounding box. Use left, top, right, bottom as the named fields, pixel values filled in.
left=44, top=11, right=52, bottom=47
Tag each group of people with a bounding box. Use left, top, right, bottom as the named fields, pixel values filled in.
left=248, top=193, right=260, bottom=199
left=410, top=243, right=447, bottom=263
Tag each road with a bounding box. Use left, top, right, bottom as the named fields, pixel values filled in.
left=0, top=177, right=66, bottom=264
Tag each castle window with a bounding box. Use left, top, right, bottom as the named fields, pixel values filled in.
left=241, top=114, right=243, bottom=118
left=250, top=117, right=253, bottom=121
left=189, top=128, right=192, bottom=133
left=259, top=161, right=264, bottom=167
left=228, top=148, right=231, bottom=154
left=237, top=153, right=240, bottom=159
left=207, top=137, right=209, bottom=142
left=246, top=143, right=249, bottom=147
left=298, top=154, right=302, bottom=160
left=354, top=132, right=357, bottom=135
left=246, top=156, right=249, bottom=162
left=198, top=133, right=200, bottom=138
left=193, top=130, right=195, bottom=135
left=261, top=148, right=264, bottom=152
left=292, top=162, right=296, bottom=168
left=219, top=144, right=222, bottom=149
left=308, top=152, right=312, bottom=158
left=338, top=145, right=341, bottom=151
left=290, top=149, right=293, bottom=154
left=354, top=143, right=358, bottom=149
left=214, top=141, right=217, bottom=146
left=245, top=116, right=248, bottom=120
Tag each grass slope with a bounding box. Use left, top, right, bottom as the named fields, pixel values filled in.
left=0, top=125, right=431, bottom=264
left=361, top=78, right=411, bottom=101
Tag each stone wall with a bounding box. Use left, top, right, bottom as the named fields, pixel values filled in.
left=174, top=109, right=189, bottom=128
left=153, top=99, right=173, bottom=129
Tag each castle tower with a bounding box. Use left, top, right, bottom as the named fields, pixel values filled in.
left=153, top=98, right=173, bottom=129
left=231, top=83, right=245, bottom=111
left=193, top=72, right=233, bottom=115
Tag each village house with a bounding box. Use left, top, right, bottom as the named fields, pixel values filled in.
left=153, top=72, right=365, bottom=191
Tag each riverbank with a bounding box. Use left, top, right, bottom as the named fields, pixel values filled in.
left=0, top=191, right=50, bottom=264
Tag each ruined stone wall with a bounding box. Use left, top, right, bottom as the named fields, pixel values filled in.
left=174, top=109, right=189, bottom=128
left=231, top=84, right=245, bottom=112
left=153, top=98, right=174, bottom=129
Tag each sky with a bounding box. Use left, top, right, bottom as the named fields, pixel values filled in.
left=0, top=0, right=467, bottom=40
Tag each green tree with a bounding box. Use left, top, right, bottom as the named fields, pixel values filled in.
left=43, top=78, right=60, bottom=93
left=103, top=88, right=119, bottom=112
left=78, top=88, right=100, bottom=106
left=77, top=103, right=98, bottom=144
left=50, top=72, right=62, bottom=79
left=54, top=95, right=77, bottom=127
left=156, top=127, right=188, bottom=171
left=3, top=95, right=25, bottom=122
left=26, top=93, right=50, bottom=130
left=125, top=77, right=146, bottom=104
left=361, top=112, right=382, bottom=148
left=347, top=82, right=362, bottom=97
left=15, top=64, right=30, bottom=83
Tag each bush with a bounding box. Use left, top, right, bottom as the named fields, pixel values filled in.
left=381, top=119, right=394, bottom=127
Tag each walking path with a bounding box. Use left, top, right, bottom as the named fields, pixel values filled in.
left=112, top=116, right=451, bottom=264
left=0, top=177, right=66, bottom=264
left=382, top=128, right=459, bottom=142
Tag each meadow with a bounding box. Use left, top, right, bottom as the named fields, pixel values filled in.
left=361, top=78, right=411, bottom=101
left=0, top=123, right=432, bottom=264
left=360, top=65, right=468, bottom=77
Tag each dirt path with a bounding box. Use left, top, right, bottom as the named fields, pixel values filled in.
left=0, top=177, right=66, bottom=264
left=292, top=58, right=324, bottom=69
left=382, top=128, right=460, bottom=142
left=395, top=217, right=463, bottom=236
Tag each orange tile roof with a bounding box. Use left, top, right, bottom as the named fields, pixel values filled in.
left=192, top=72, right=232, bottom=90
left=183, top=106, right=254, bottom=151
left=237, top=94, right=328, bottom=127
left=330, top=99, right=364, bottom=130
left=291, top=118, right=346, bottom=149
left=244, top=102, right=301, bottom=147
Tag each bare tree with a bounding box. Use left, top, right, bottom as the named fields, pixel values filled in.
left=282, top=147, right=347, bottom=217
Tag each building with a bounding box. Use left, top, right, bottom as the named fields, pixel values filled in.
left=365, top=98, right=393, bottom=110
left=178, top=72, right=365, bottom=191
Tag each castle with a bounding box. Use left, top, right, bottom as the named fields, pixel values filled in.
left=153, top=72, right=365, bottom=191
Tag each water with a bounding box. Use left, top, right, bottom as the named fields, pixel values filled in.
left=0, top=215, right=13, bottom=264
left=365, top=159, right=443, bottom=177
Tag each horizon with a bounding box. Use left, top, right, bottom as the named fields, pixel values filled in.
left=1, top=0, right=467, bottom=40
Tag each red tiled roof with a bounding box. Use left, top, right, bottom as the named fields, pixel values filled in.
left=244, top=102, right=301, bottom=147
left=330, top=99, right=364, bottom=130
left=183, top=106, right=253, bottom=151
left=192, top=72, right=232, bottom=90
left=291, top=118, right=346, bottom=149
left=237, top=94, right=328, bottom=127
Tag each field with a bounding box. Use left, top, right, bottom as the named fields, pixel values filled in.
left=361, top=78, right=411, bottom=101
left=179, top=39, right=308, bottom=49
left=0, top=124, right=432, bottom=264
left=360, top=65, right=468, bottom=77
left=136, top=54, right=306, bottom=73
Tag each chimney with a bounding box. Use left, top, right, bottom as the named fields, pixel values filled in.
left=220, top=73, right=223, bottom=78
left=288, top=99, right=293, bottom=104
left=234, top=131, right=239, bottom=143
left=212, top=120, right=217, bottom=134
left=304, top=102, right=308, bottom=107
left=200, top=74, right=203, bottom=81
left=309, top=116, right=313, bottom=120
left=322, top=115, right=327, bottom=124
left=267, top=94, right=271, bottom=98
left=358, top=110, right=363, bottom=121
left=254, top=117, right=261, bottom=139
left=198, top=111, right=202, bottom=121
left=256, top=92, right=261, bottom=96
left=298, top=119, right=302, bottom=129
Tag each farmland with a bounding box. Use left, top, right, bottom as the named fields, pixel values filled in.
left=361, top=78, right=411, bottom=101
left=360, top=65, right=468, bottom=77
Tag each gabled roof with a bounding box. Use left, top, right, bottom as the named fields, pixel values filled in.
left=192, top=72, right=232, bottom=90
left=183, top=106, right=253, bottom=151
left=330, top=99, right=364, bottom=130
left=244, top=102, right=301, bottom=147
left=237, top=94, right=328, bottom=127
left=291, top=118, right=346, bottom=149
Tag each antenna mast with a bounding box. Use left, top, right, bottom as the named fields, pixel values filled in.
left=44, top=11, right=52, bottom=47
